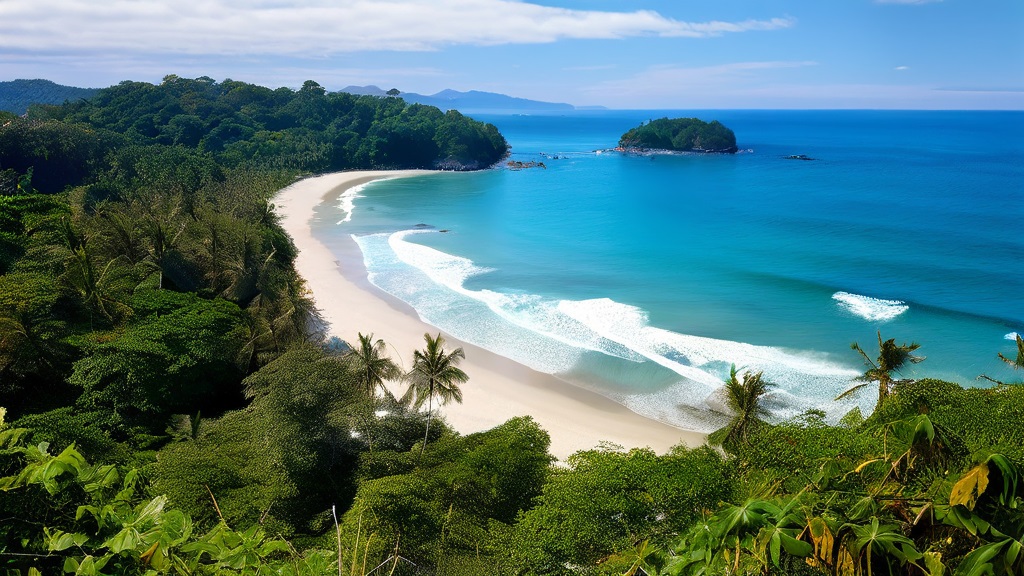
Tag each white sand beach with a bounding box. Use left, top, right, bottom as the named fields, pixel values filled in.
left=274, top=171, right=706, bottom=461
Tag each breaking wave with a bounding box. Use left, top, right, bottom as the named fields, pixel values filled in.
left=355, top=230, right=865, bottom=431
left=832, top=291, right=909, bottom=322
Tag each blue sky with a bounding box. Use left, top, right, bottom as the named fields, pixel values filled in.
left=1, top=0, right=1021, bottom=109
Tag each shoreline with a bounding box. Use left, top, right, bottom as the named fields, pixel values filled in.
left=274, top=170, right=707, bottom=460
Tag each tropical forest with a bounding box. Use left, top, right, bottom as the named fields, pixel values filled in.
left=1, top=76, right=1023, bottom=576
left=618, top=118, right=738, bottom=154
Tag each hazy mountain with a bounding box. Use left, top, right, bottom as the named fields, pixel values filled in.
left=339, top=85, right=578, bottom=111
left=0, top=79, right=100, bottom=114
left=339, top=85, right=390, bottom=97
left=1, top=79, right=596, bottom=116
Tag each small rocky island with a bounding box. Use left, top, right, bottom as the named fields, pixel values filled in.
left=617, top=117, right=738, bottom=154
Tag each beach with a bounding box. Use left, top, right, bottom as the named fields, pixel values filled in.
left=273, top=170, right=706, bottom=460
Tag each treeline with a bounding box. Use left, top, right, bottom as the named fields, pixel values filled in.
left=0, top=79, right=100, bottom=115
left=1, top=75, right=508, bottom=194
left=619, top=117, right=738, bottom=153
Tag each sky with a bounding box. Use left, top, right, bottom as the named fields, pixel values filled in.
left=1, top=0, right=1022, bottom=109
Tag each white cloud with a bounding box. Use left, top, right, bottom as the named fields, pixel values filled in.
left=894, top=65, right=910, bottom=70
left=0, top=1, right=794, bottom=55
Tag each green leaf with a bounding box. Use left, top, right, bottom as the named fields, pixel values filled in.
left=257, top=539, right=289, bottom=556
left=180, top=540, right=220, bottom=557
left=135, top=495, right=167, bottom=524
left=986, top=454, right=1020, bottom=506
left=1006, top=539, right=1020, bottom=567
left=76, top=504, right=99, bottom=522
left=75, top=555, right=97, bottom=576
left=47, top=529, right=88, bottom=552
left=104, top=526, right=141, bottom=554
left=953, top=540, right=1006, bottom=576
left=81, top=464, right=119, bottom=494
left=780, top=533, right=812, bottom=557
left=770, top=532, right=781, bottom=567
left=160, top=509, right=193, bottom=546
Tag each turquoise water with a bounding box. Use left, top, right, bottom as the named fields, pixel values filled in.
left=316, top=110, right=1024, bottom=431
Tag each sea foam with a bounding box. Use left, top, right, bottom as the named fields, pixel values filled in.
left=336, top=178, right=401, bottom=224
left=357, top=229, right=866, bottom=430
left=558, top=298, right=863, bottom=423
left=335, top=182, right=371, bottom=224
left=386, top=231, right=641, bottom=360
left=832, top=291, right=909, bottom=322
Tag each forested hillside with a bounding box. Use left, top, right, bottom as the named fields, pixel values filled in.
left=618, top=117, right=738, bottom=153
left=2, top=75, right=507, bottom=194
left=0, top=79, right=100, bottom=115
left=1, top=75, right=1022, bottom=575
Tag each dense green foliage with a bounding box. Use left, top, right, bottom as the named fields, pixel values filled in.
left=500, top=445, right=732, bottom=574
left=0, top=79, right=100, bottom=115
left=618, top=117, right=738, bottom=153
left=340, top=416, right=553, bottom=573
left=0, top=76, right=507, bottom=194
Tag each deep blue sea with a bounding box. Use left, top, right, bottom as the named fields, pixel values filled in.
left=315, top=110, right=1024, bottom=431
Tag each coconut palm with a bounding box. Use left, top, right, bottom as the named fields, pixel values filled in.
left=404, top=332, right=468, bottom=458
left=710, top=364, right=772, bottom=446
left=980, top=333, right=1024, bottom=385
left=999, top=333, right=1024, bottom=370
left=836, top=331, right=924, bottom=408
left=346, top=332, right=403, bottom=397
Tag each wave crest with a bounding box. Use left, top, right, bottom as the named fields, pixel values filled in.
left=357, top=230, right=865, bottom=430
left=832, top=291, right=908, bottom=322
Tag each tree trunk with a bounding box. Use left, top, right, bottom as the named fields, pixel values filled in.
left=419, top=382, right=434, bottom=460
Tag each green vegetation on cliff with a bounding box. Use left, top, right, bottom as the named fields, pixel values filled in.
left=619, top=117, right=738, bottom=153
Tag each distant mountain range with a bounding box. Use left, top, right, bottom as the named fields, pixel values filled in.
left=0, top=79, right=100, bottom=115
left=339, top=85, right=600, bottom=111
left=0, top=78, right=601, bottom=115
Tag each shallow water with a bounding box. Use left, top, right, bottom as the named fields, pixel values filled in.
left=316, top=110, right=1024, bottom=431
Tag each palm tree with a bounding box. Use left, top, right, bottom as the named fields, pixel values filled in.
left=710, top=364, right=772, bottom=447
left=836, top=331, right=924, bottom=409
left=404, top=333, right=468, bottom=458
left=980, top=333, right=1024, bottom=385
left=999, top=333, right=1024, bottom=369
left=346, top=332, right=403, bottom=397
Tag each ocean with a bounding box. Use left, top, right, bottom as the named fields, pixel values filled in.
left=314, top=110, right=1024, bottom=432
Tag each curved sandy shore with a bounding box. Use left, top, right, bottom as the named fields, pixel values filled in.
left=274, top=171, right=706, bottom=460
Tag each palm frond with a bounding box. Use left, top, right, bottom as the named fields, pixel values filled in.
left=998, top=334, right=1024, bottom=370
left=835, top=381, right=870, bottom=402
